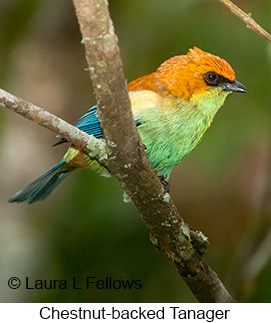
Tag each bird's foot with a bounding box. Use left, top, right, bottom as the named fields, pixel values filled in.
left=158, top=175, right=170, bottom=193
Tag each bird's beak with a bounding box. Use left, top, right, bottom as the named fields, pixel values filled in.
left=222, top=80, right=248, bottom=93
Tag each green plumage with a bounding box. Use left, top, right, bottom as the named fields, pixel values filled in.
left=130, top=89, right=229, bottom=178
left=9, top=46, right=247, bottom=203
left=8, top=88, right=230, bottom=204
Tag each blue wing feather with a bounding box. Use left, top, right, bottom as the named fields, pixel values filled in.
left=75, top=105, right=141, bottom=139
left=75, top=106, right=103, bottom=138
left=54, top=105, right=141, bottom=146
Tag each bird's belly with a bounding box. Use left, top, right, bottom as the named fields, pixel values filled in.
left=137, top=121, right=205, bottom=178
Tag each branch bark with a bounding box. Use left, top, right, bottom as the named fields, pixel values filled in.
left=72, top=0, right=234, bottom=302
left=0, top=88, right=108, bottom=162
left=219, top=0, right=271, bottom=42
left=1, top=0, right=235, bottom=302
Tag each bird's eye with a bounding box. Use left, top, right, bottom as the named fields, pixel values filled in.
left=204, top=72, right=219, bottom=86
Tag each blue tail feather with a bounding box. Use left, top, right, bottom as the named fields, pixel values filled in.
left=9, top=160, right=70, bottom=204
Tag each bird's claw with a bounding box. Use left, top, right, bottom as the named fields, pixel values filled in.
left=158, top=175, right=170, bottom=193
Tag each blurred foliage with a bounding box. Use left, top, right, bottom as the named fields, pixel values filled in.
left=0, top=0, right=270, bottom=302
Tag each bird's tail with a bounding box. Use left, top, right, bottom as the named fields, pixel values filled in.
left=9, top=160, right=71, bottom=204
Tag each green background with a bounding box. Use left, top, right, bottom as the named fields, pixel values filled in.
left=0, top=0, right=270, bottom=302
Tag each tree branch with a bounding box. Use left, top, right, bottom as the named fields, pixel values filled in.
left=1, top=0, right=235, bottom=302
left=0, top=88, right=108, bottom=162
left=0, top=88, right=233, bottom=304
left=72, top=0, right=234, bottom=302
left=219, top=0, right=271, bottom=42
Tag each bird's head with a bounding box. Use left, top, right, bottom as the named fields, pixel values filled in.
left=156, top=47, right=247, bottom=101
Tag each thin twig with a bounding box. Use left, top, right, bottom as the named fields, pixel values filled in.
left=219, top=0, right=271, bottom=42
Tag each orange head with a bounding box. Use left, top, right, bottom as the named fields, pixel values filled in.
left=128, top=47, right=247, bottom=100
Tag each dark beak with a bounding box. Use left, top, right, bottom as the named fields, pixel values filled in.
left=222, top=80, right=248, bottom=93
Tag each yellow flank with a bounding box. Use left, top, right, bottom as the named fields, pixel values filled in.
left=63, top=146, right=110, bottom=176
left=129, top=90, right=162, bottom=112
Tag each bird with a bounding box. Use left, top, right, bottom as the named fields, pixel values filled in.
left=9, top=47, right=247, bottom=204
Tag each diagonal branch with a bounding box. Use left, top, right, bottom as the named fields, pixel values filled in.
left=72, top=0, right=234, bottom=302
left=1, top=0, right=235, bottom=302
left=1, top=86, right=232, bottom=302
left=0, top=88, right=108, bottom=162
left=219, top=0, right=271, bottom=42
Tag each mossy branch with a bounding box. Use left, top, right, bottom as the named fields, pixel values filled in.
left=72, top=0, right=234, bottom=302
left=0, top=88, right=108, bottom=163
left=1, top=0, right=235, bottom=302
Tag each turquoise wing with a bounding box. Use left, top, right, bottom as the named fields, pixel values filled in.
left=55, top=105, right=141, bottom=146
